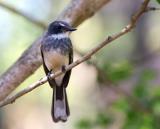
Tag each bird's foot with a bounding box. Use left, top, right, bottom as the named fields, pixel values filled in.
left=47, top=69, right=53, bottom=80
left=61, top=65, right=66, bottom=73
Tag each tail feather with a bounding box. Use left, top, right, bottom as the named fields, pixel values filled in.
left=51, top=86, right=70, bottom=122
left=64, top=89, right=70, bottom=116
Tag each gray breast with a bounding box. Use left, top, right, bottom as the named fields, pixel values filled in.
left=41, top=36, right=72, bottom=55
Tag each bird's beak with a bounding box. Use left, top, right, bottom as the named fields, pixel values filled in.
left=69, top=28, right=77, bottom=31
left=66, top=26, right=77, bottom=31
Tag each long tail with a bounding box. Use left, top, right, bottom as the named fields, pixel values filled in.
left=51, top=86, right=70, bottom=122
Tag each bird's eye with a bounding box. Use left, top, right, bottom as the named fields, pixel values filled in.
left=54, top=25, right=61, bottom=32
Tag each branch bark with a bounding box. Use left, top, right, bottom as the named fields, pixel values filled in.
left=0, top=0, right=111, bottom=101
left=0, top=0, right=150, bottom=107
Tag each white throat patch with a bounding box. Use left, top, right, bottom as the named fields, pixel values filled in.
left=51, top=32, right=69, bottom=40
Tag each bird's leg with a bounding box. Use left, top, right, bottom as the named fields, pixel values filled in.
left=61, top=65, right=66, bottom=73
left=47, top=69, right=53, bottom=80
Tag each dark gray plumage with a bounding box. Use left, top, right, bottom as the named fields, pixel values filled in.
left=40, top=21, right=76, bottom=122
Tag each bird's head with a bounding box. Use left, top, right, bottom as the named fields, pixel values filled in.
left=47, top=21, right=76, bottom=35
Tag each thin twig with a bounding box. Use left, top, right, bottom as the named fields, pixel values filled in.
left=146, top=6, right=160, bottom=11
left=0, top=2, right=47, bottom=29
left=0, top=0, right=150, bottom=107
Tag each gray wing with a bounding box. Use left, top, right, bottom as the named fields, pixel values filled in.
left=62, top=41, right=73, bottom=88
left=40, top=44, right=56, bottom=88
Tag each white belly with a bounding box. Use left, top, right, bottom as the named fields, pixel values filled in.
left=43, top=50, right=69, bottom=86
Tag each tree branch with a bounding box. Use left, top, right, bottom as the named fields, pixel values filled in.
left=0, top=0, right=150, bottom=107
left=0, top=2, right=47, bottom=29
left=0, top=0, right=111, bottom=101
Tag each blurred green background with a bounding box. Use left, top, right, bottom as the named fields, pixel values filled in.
left=0, top=0, right=160, bottom=129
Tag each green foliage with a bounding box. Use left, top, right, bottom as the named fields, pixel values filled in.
left=152, top=100, right=160, bottom=115
left=95, top=113, right=112, bottom=127
left=112, top=98, right=129, bottom=112
left=150, top=87, right=160, bottom=98
left=156, top=0, right=160, bottom=4
left=93, top=62, right=159, bottom=129
left=134, top=69, right=156, bottom=98
left=75, top=112, right=112, bottom=129
left=150, top=89, right=160, bottom=115
left=122, top=69, right=160, bottom=129
left=124, top=111, right=154, bottom=129
left=76, top=119, right=92, bottom=129
left=102, top=61, right=133, bottom=83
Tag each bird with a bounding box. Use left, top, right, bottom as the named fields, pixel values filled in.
left=40, top=21, right=76, bottom=122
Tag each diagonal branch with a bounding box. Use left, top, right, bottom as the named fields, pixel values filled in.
left=0, top=0, right=150, bottom=107
left=0, top=2, right=47, bottom=29
left=0, top=0, right=111, bottom=101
